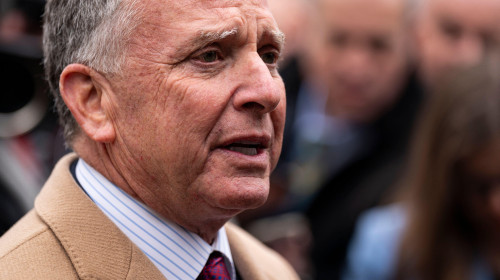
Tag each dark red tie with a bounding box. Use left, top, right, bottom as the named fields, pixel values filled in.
left=197, top=251, right=231, bottom=280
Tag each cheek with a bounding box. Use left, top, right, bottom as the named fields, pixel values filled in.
left=269, top=101, right=286, bottom=169
left=158, top=78, right=230, bottom=172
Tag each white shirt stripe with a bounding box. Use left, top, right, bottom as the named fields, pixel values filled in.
left=75, top=159, right=236, bottom=280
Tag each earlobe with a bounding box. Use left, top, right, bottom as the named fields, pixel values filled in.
left=59, top=64, right=116, bottom=143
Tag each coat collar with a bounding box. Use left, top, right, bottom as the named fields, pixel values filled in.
left=34, top=153, right=297, bottom=280
left=34, top=153, right=165, bottom=279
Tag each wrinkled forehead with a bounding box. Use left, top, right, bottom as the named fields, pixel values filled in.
left=180, top=0, right=270, bottom=8
left=125, top=0, right=282, bottom=61
left=135, top=0, right=273, bottom=21
left=132, top=0, right=278, bottom=38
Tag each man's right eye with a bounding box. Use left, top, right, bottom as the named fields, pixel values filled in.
left=199, top=50, right=219, bottom=63
left=187, top=47, right=226, bottom=72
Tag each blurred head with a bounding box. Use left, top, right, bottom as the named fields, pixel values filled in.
left=268, top=0, right=309, bottom=65
left=314, top=0, right=412, bottom=123
left=398, top=57, right=500, bottom=279
left=415, top=0, right=500, bottom=89
left=45, top=0, right=286, bottom=241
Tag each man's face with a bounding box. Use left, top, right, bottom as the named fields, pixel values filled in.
left=106, top=0, right=285, bottom=231
left=317, top=0, right=409, bottom=123
left=416, top=0, right=500, bottom=88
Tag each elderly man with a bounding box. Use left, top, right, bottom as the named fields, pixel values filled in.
left=0, top=0, right=298, bottom=279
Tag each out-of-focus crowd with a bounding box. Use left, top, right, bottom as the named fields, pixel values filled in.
left=2, top=0, right=500, bottom=279
left=0, top=0, right=67, bottom=235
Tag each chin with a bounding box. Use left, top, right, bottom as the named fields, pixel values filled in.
left=210, top=178, right=270, bottom=211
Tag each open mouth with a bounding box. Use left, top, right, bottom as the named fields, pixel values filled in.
left=223, top=141, right=264, bottom=156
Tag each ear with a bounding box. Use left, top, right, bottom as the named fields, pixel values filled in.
left=59, top=64, right=116, bottom=143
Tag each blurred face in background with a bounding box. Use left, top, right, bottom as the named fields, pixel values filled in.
left=416, top=0, right=500, bottom=89
left=268, top=0, right=309, bottom=65
left=316, top=0, right=410, bottom=123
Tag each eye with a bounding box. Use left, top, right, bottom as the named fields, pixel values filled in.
left=197, top=50, right=220, bottom=63
left=189, top=47, right=226, bottom=71
left=369, top=36, right=391, bottom=53
left=258, top=44, right=281, bottom=67
left=261, top=51, right=279, bottom=65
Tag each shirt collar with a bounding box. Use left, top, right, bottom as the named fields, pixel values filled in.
left=75, top=158, right=236, bottom=280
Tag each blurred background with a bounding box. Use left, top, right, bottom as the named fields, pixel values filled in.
left=3, top=0, right=500, bottom=279
left=0, top=0, right=67, bottom=235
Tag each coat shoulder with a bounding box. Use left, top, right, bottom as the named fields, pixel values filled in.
left=0, top=210, right=78, bottom=279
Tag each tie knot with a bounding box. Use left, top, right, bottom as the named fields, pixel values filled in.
left=197, top=251, right=231, bottom=280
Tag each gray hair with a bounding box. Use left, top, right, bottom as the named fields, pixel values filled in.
left=43, top=0, right=141, bottom=144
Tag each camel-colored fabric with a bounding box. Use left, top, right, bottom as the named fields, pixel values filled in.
left=0, top=153, right=299, bottom=280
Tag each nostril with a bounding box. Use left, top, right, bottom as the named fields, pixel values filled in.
left=242, top=102, right=265, bottom=111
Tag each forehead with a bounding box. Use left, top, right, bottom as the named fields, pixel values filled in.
left=128, top=0, right=279, bottom=56
left=135, top=0, right=275, bottom=31
left=318, top=0, right=405, bottom=31
left=423, top=0, right=500, bottom=28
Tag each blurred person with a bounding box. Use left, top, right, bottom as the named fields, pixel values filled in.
left=414, top=0, right=500, bottom=90
left=0, top=9, right=27, bottom=42
left=319, top=0, right=412, bottom=123
left=338, top=0, right=500, bottom=278
left=0, top=0, right=299, bottom=279
left=343, top=58, right=500, bottom=280
left=0, top=1, right=44, bottom=57
left=267, top=0, right=309, bottom=67
left=304, top=0, right=424, bottom=278
left=312, top=0, right=500, bottom=278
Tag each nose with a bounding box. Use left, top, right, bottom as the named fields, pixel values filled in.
left=232, top=53, right=283, bottom=115
left=337, top=47, right=371, bottom=83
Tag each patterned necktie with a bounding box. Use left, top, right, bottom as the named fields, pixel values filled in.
left=197, top=251, right=231, bottom=280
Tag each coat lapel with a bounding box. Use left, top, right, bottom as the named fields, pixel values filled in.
left=35, top=153, right=165, bottom=279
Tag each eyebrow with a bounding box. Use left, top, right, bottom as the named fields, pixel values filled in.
left=183, top=27, right=240, bottom=52
left=270, top=29, right=286, bottom=51
left=199, top=27, right=239, bottom=43
left=193, top=27, right=286, bottom=51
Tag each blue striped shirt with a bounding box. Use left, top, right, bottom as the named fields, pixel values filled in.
left=75, top=159, right=236, bottom=280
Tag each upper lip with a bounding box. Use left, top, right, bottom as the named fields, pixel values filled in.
left=214, top=134, right=271, bottom=150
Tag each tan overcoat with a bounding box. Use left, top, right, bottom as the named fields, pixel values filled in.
left=0, top=153, right=298, bottom=280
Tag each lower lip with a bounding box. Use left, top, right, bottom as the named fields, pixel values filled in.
left=215, top=148, right=269, bottom=169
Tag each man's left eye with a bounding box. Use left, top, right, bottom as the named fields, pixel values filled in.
left=261, top=51, right=278, bottom=64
